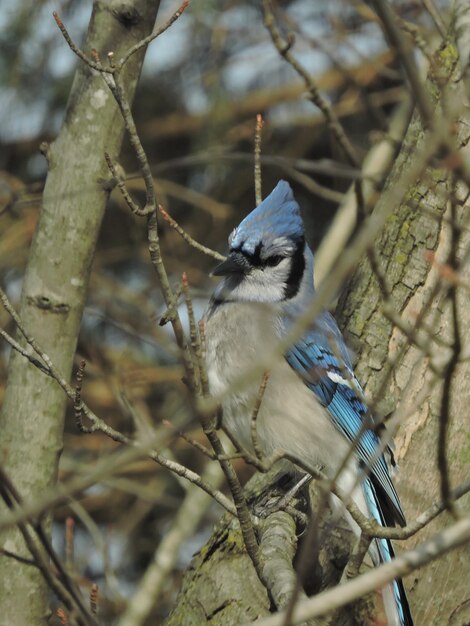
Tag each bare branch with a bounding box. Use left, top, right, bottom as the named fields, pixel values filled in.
left=251, top=371, right=270, bottom=460
left=118, top=1, right=190, bottom=68
left=0, top=325, right=50, bottom=376
left=90, top=584, right=98, bottom=615
left=105, top=152, right=147, bottom=216
left=158, top=205, right=225, bottom=261
left=370, top=0, right=434, bottom=127
left=258, top=512, right=305, bottom=610
left=254, top=113, right=264, bottom=205
left=421, top=0, right=447, bottom=38
left=104, top=74, right=156, bottom=215
left=52, top=11, right=109, bottom=73
left=248, top=516, right=470, bottom=626
left=262, top=0, right=360, bottom=168
left=54, top=2, right=190, bottom=75
left=437, top=179, right=462, bottom=516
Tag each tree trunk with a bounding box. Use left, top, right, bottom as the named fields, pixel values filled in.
left=165, top=42, right=470, bottom=626
left=336, top=43, right=470, bottom=625
left=165, top=470, right=360, bottom=626
left=0, top=2, right=160, bottom=624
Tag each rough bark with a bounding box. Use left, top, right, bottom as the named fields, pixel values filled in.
left=165, top=42, right=470, bottom=626
left=165, top=471, right=362, bottom=626
left=336, top=43, right=470, bottom=626
left=0, top=2, right=160, bottom=624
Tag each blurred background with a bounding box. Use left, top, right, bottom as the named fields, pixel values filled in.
left=0, top=0, right=448, bottom=623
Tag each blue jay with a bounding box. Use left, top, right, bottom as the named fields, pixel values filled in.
left=203, top=180, right=413, bottom=626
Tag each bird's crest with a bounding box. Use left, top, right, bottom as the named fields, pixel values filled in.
left=229, top=180, right=304, bottom=256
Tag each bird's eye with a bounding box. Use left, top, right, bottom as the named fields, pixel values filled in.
left=265, top=255, right=284, bottom=267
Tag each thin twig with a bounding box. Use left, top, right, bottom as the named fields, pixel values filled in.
left=53, top=11, right=109, bottom=73
left=67, top=497, right=121, bottom=598
left=251, top=371, right=270, bottom=460
left=119, top=1, right=190, bottom=68
left=54, top=2, right=189, bottom=75
left=342, top=533, right=372, bottom=582
left=262, top=0, right=359, bottom=168
left=398, top=17, right=434, bottom=61
left=90, top=584, right=98, bottom=615
left=254, top=113, right=264, bottom=205
left=437, top=178, right=462, bottom=516
left=159, top=205, right=225, bottom=261
left=102, top=71, right=156, bottom=215
left=281, top=165, right=345, bottom=204
left=153, top=151, right=362, bottom=180
left=421, top=0, right=447, bottom=38
left=370, top=0, right=434, bottom=128
left=0, top=326, right=50, bottom=376
left=65, top=517, right=74, bottom=570
left=197, top=320, right=210, bottom=395
left=81, top=27, right=237, bottom=531
left=159, top=283, right=183, bottom=326
left=105, top=152, right=146, bottom=216
left=173, top=428, right=216, bottom=459
left=56, top=608, right=69, bottom=626
left=74, top=359, right=95, bottom=433
left=0, top=432, right=236, bottom=534
left=181, top=272, right=202, bottom=396
left=0, top=549, right=36, bottom=567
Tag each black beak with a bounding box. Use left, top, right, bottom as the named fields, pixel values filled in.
left=211, top=251, right=250, bottom=276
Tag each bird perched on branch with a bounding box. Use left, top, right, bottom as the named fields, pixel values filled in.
left=203, top=180, right=413, bottom=626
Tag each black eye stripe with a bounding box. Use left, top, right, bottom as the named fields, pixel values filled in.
left=232, top=249, right=285, bottom=268
left=265, top=255, right=284, bottom=267
left=231, top=241, right=264, bottom=267
left=283, top=237, right=305, bottom=300
left=231, top=239, right=300, bottom=273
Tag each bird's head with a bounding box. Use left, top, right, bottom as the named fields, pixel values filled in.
left=212, top=180, right=314, bottom=303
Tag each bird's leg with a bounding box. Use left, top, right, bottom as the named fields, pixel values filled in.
left=275, top=473, right=312, bottom=510
left=252, top=472, right=311, bottom=521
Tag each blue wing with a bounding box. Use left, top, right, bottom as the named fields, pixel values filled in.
left=284, top=310, right=406, bottom=527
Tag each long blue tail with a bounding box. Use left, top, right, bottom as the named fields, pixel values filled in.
left=363, top=478, right=413, bottom=626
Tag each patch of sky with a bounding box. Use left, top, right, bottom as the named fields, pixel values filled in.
left=2, top=270, right=22, bottom=303
left=223, top=41, right=278, bottom=94
left=141, top=10, right=192, bottom=76
left=268, top=98, right=321, bottom=128
left=217, top=3, right=259, bottom=30
left=158, top=298, right=208, bottom=338
left=0, top=0, right=92, bottom=140
left=53, top=518, right=127, bottom=597
left=27, top=152, right=48, bottom=179
left=178, top=67, right=210, bottom=113
left=0, top=88, right=49, bottom=141
left=0, top=0, right=392, bottom=142
left=348, top=21, right=384, bottom=60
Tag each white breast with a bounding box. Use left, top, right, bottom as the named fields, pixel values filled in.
left=203, top=301, right=351, bottom=477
